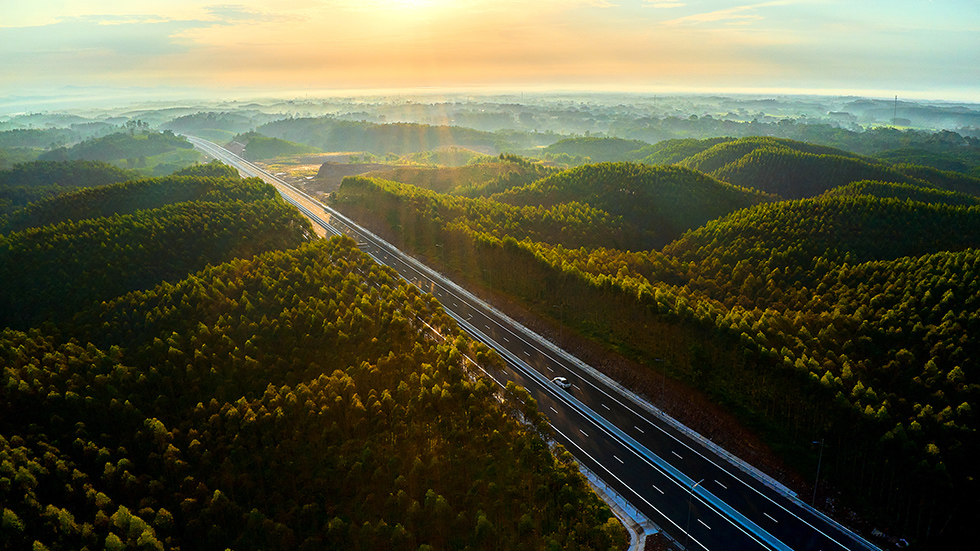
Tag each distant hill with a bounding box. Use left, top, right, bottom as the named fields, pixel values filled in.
left=234, top=131, right=321, bottom=160
left=663, top=195, right=980, bottom=288
left=493, top=162, right=774, bottom=248
left=0, top=160, right=138, bottom=218
left=824, top=180, right=980, bottom=207
left=890, top=163, right=980, bottom=197
left=874, top=147, right=980, bottom=175
left=161, top=110, right=283, bottom=137
left=334, top=175, right=640, bottom=251
left=541, top=137, right=650, bottom=163
left=256, top=117, right=537, bottom=155
left=366, top=163, right=519, bottom=194
left=400, top=146, right=491, bottom=167
left=38, top=130, right=202, bottom=176
left=1, top=168, right=272, bottom=234
left=630, top=137, right=734, bottom=165
left=0, top=175, right=312, bottom=329
left=40, top=130, right=194, bottom=163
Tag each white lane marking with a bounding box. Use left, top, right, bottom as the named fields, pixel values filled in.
left=602, top=403, right=611, bottom=410
left=764, top=513, right=778, bottom=523
left=698, top=519, right=711, bottom=530
left=523, top=350, right=530, bottom=356
left=652, top=485, right=664, bottom=494
left=484, top=324, right=490, bottom=329
left=579, top=429, right=589, bottom=437
left=672, top=451, right=683, bottom=460
left=546, top=365, right=554, bottom=372
left=634, top=425, right=645, bottom=434
left=715, top=480, right=727, bottom=490
left=572, top=384, right=581, bottom=390
left=614, top=455, right=624, bottom=464
left=503, top=337, right=509, bottom=342
left=550, top=407, right=559, bottom=414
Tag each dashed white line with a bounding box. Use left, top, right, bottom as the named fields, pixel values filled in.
left=698, top=519, right=711, bottom=530
left=503, top=337, right=509, bottom=342
left=572, top=384, right=581, bottom=390
left=550, top=407, right=559, bottom=414
left=601, top=403, right=611, bottom=410
left=672, top=451, right=683, bottom=460
left=614, top=455, right=624, bottom=464
left=580, top=429, right=589, bottom=437
left=523, top=351, right=530, bottom=356
left=484, top=324, right=490, bottom=329
left=715, top=480, right=728, bottom=490
left=652, top=485, right=663, bottom=494
left=634, top=425, right=645, bottom=434
left=764, top=513, right=779, bottom=523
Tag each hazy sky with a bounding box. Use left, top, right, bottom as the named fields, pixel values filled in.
left=2, top=1, right=978, bottom=101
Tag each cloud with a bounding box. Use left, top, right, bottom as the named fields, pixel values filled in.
left=660, top=0, right=801, bottom=26
left=645, top=2, right=686, bottom=7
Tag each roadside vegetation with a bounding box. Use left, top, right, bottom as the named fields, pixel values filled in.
left=330, top=143, right=980, bottom=549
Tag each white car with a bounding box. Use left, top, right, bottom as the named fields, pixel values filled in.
left=552, top=376, right=571, bottom=390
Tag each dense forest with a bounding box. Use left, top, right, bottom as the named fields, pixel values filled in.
left=0, top=161, right=138, bottom=220
left=0, top=161, right=626, bottom=551
left=255, top=117, right=547, bottom=155
left=232, top=132, right=321, bottom=161
left=37, top=130, right=202, bottom=176
left=329, top=141, right=980, bottom=549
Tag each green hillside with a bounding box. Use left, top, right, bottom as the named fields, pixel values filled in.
left=493, top=162, right=774, bottom=248
left=890, top=163, right=980, bottom=196
left=541, top=137, right=650, bottom=163
left=0, top=192, right=312, bottom=330
left=0, top=160, right=138, bottom=218
left=824, top=180, right=980, bottom=207
left=40, top=130, right=195, bottom=163
left=1, top=168, right=270, bottom=234
left=664, top=195, right=980, bottom=296
left=708, top=146, right=915, bottom=198
left=235, top=132, right=321, bottom=161
left=678, top=137, right=863, bottom=174
left=330, top=156, right=980, bottom=547
left=334, top=176, right=641, bottom=251
left=365, top=154, right=558, bottom=197
left=631, top=137, right=734, bottom=165
left=257, top=117, right=538, bottom=155
left=0, top=236, right=625, bottom=551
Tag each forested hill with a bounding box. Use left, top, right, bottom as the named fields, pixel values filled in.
left=492, top=162, right=773, bottom=248
left=0, top=160, right=137, bottom=218
left=824, top=180, right=980, bottom=207
left=256, top=117, right=539, bottom=155
left=329, top=151, right=980, bottom=547
left=541, top=137, right=650, bottom=163
left=39, top=130, right=194, bottom=163
left=233, top=131, right=320, bottom=161
left=0, top=172, right=276, bottom=235
left=663, top=195, right=980, bottom=276
left=365, top=154, right=559, bottom=197
left=0, top=237, right=626, bottom=551
left=0, top=166, right=313, bottom=330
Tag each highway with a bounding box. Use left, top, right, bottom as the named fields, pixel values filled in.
left=187, top=136, right=880, bottom=551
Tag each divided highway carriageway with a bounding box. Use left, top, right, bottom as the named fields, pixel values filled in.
left=187, top=136, right=881, bottom=551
